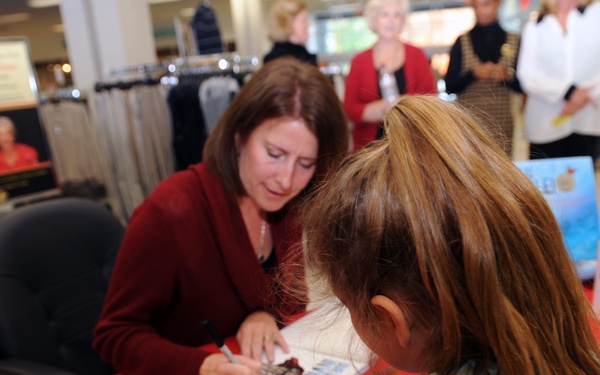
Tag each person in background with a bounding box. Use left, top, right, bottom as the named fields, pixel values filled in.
left=445, top=0, right=520, bottom=156
left=264, top=0, right=316, bottom=66
left=517, top=0, right=600, bottom=161
left=344, top=0, right=437, bottom=151
left=299, top=96, right=600, bottom=375
left=93, top=57, right=349, bottom=375
left=0, top=116, right=38, bottom=172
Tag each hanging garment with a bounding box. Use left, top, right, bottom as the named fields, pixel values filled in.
left=167, top=81, right=207, bottom=171
left=88, top=83, right=176, bottom=223
left=199, top=76, right=239, bottom=135
left=191, top=2, right=224, bottom=55
left=39, top=100, right=107, bottom=187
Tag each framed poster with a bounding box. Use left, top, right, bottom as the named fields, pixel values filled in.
left=0, top=37, right=59, bottom=206
left=515, top=156, right=600, bottom=280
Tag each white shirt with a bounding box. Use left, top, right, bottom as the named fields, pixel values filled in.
left=517, top=2, right=600, bottom=143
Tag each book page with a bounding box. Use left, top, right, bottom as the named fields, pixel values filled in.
left=266, top=301, right=371, bottom=375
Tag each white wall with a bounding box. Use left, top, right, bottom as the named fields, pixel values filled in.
left=0, top=0, right=238, bottom=63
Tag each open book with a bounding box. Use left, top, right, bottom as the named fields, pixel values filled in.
left=266, top=301, right=371, bottom=375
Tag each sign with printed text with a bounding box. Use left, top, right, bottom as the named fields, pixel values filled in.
left=0, top=37, right=58, bottom=205
left=0, top=40, right=38, bottom=110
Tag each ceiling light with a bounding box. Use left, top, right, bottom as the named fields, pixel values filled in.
left=27, top=0, right=60, bottom=8
left=51, top=24, right=64, bottom=33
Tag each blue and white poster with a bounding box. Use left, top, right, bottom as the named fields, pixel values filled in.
left=515, top=156, right=600, bottom=279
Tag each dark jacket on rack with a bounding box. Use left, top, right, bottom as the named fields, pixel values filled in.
left=192, top=2, right=224, bottom=55
left=167, top=81, right=207, bottom=171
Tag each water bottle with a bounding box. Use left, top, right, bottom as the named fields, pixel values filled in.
left=378, top=65, right=399, bottom=103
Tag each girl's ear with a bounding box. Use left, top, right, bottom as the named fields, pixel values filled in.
left=371, top=295, right=413, bottom=347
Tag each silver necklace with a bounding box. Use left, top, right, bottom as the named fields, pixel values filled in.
left=257, top=220, right=266, bottom=263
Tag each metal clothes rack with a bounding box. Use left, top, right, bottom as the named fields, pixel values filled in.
left=40, top=87, right=87, bottom=103
left=98, top=63, right=165, bottom=91
left=163, top=53, right=260, bottom=86
left=171, top=53, right=260, bottom=74
left=100, top=53, right=260, bottom=89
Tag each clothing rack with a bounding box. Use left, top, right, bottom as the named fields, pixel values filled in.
left=99, top=53, right=260, bottom=89
left=86, top=53, right=259, bottom=221
left=98, top=63, right=165, bottom=91
left=94, top=77, right=161, bottom=92
left=169, top=53, right=260, bottom=77
left=40, top=87, right=87, bottom=103
left=106, top=62, right=168, bottom=83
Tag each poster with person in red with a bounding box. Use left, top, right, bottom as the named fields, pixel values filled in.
left=0, top=116, right=39, bottom=172
left=0, top=37, right=58, bottom=205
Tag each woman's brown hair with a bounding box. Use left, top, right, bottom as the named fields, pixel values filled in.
left=303, top=95, right=600, bottom=374
left=203, top=57, right=349, bottom=199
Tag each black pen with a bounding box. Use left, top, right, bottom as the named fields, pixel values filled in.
left=202, top=320, right=240, bottom=364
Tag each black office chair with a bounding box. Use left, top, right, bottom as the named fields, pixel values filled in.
left=0, top=198, right=124, bottom=375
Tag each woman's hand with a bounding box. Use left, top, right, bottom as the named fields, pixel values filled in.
left=473, top=62, right=495, bottom=80
left=561, top=87, right=597, bottom=116
left=236, top=311, right=288, bottom=362
left=362, top=99, right=394, bottom=123
left=474, top=63, right=512, bottom=83
left=200, top=353, right=262, bottom=375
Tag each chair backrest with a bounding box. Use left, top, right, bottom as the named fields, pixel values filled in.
left=0, top=198, right=125, bottom=375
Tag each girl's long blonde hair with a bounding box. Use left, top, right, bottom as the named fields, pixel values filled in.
left=303, top=95, right=600, bottom=374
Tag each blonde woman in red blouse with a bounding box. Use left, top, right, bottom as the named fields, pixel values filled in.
left=344, top=0, right=437, bottom=151
left=0, top=116, right=38, bottom=172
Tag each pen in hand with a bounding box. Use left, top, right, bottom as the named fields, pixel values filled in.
left=202, top=320, right=240, bottom=364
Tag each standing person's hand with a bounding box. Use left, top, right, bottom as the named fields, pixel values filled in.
left=491, top=63, right=513, bottom=82
left=200, top=353, right=262, bottom=375
left=236, top=311, right=289, bottom=362
left=363, top=99, right=395, bottom=123
left=472, top=62, right=495, bottom=80
left=560, top=100, right=579, bottom=116
left=561, top=87, right=597, bottom=116
left=570, top=87, right=593, bottom=110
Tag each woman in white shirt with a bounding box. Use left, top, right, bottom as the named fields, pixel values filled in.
left=517, top=0, right=600, bottom=161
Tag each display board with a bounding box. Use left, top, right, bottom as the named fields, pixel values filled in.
left=515, top=156, right=600, bottom=280
left=0, top=37, right=59, bottom=207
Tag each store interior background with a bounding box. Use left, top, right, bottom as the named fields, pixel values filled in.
left=3, top=0, right=600, bottom=285
left=0, top=0, right=536, bottom=162
left=0, top=0, right=536, bottom=89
